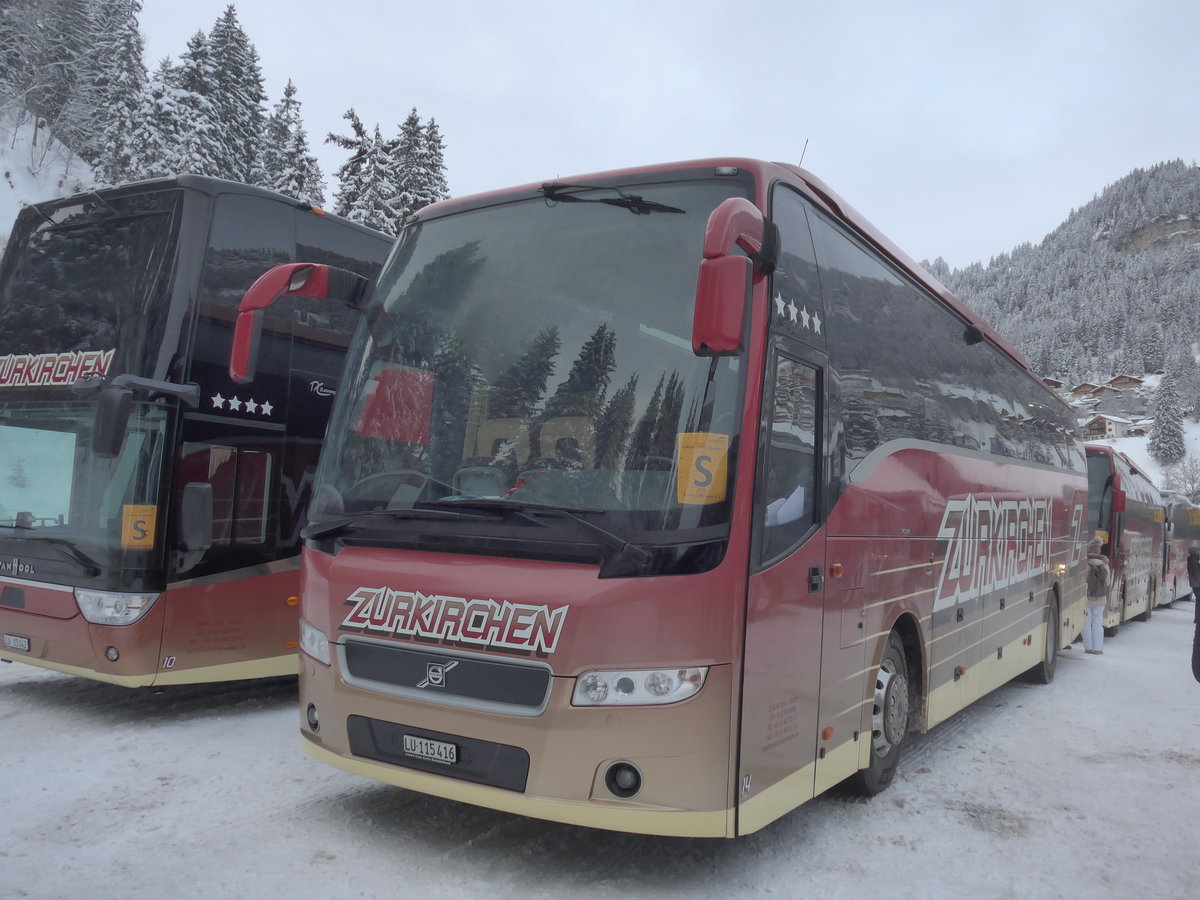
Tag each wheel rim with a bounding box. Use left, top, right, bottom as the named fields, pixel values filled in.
left=871, top=655, right=909, bottom=757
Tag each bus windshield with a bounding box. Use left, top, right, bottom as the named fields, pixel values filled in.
left=0, top=188, right=180, bottom=375
left=311, top=175, right=753, bottom=561
left=0, top=400, right=169, bottom=579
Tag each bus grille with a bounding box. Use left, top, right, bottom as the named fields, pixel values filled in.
left=341, top=639, right=552, bottom=714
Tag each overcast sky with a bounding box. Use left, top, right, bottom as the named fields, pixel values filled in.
left=139, top=0, right=1200, bottom=269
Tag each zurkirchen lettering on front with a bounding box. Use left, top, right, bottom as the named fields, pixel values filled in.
left=340, top=587, right=569, bottom=657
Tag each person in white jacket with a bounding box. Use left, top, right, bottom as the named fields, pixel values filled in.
left=1084, top=536, right=1110, bottom=655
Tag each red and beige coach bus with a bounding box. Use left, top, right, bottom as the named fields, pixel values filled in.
left=1161, top=495, right=1198, bottom=606
left=0, top=176, right=391, bottom=686
left=1084, top=443, right=1164, bottom=631
left=233, top=158, right=1088, bottom=837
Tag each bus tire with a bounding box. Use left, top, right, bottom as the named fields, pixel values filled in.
left=847, top=630, right=911, bottom=796
left=1021, top=593, right=1059, bottom=684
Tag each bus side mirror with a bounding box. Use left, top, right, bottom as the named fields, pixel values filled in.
left=1111, top=488, right=1127, bottom=514
left=229, top=263, right=371, bottom=384
left=692, top=197, right=774, bottom=356
left=92, top=382, right=133, bottom=459
left=180, top=482, right=213, bottom=553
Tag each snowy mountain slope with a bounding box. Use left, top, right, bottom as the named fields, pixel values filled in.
left=932, top=160, right=1200, bottom=384
left=0, top=110, right=95, bottom=247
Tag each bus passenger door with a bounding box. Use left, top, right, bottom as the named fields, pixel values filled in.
left=737, top=352, right=829, bottom=833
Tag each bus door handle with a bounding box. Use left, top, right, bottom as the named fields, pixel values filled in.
left=809, top=565, right=824, bottom=592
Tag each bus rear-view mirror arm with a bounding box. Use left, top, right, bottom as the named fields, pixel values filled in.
left=229, top=263, right=371, bottom=384
left=692, top=197, right=778, bottom=356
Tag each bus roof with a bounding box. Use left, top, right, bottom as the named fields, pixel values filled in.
left=413, top=157, right=1045, bottom=388
left=27, top=174, right=388, bottom=242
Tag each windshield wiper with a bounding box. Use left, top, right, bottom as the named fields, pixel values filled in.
left=540, top=182, right=685, bottom=215
left=300, top=506, right=495, bottom=541
left=428, top=498, right=652, bottom=571
left=15, top=535, right=102, bottom=576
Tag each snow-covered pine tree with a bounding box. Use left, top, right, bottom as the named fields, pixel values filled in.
left=1148, top=373, right=1186, bottom=467
left=124, top=58, right=181, bottom=178
left=423, top=117, right=450, bottom=204
left=208, top=4, right=266, bottom=184
left=92, top=0, right=149, bottom=185
left=390, top=107, right=426, bottom=224
left=260, top=79, right=325, bottom=205
left=327, top=108, right=371, bottom=219
left=340, top=125, right=401, bottom=233
left=131, top=40, right=222, bottom=179
left=55, top=0, right=106, bottom=160
left=390, top=108, right=450, bottom=224
left=1, top=0, right=93, bottom=154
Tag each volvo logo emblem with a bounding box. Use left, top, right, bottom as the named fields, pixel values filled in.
left=417, top=659, right=458, bottom=688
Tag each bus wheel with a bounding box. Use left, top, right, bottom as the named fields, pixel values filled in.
left=847, top=631, right=911, bottom=795
left=1021, top=593, right=1059, bottom=684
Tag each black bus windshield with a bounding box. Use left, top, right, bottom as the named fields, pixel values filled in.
left=0, top=189, right=181, bottom=375
left=310, top=175, right=754, bottom=553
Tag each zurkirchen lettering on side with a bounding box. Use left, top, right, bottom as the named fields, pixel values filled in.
left=935, top=495, right=1057, bottom=611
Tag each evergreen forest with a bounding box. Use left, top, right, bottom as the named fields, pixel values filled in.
left=924, top=160, right=1200, bottom=475
left=928, top=160, right=1200, bottom=392
left=0, top=0, right=447, bottom=234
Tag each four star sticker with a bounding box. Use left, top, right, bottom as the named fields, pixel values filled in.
left=773, top=292, right=822, bottom=334
left=211, top=393, right=275, bottom=416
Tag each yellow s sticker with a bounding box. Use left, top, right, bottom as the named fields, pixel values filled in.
left=677, top=433, right=730, bottom=505
left=121, top=505, right=158, bottom=549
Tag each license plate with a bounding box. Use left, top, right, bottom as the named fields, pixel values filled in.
left=3, top=633, right=29, bottom=652
left=403, top=734, right=457, bottom=765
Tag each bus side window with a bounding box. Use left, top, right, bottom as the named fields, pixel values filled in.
left=760, top=355, right=819, bottom=561
left=178, top=443, right=272, bottom=546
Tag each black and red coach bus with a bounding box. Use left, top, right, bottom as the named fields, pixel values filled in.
left=0, top=176, right=391, bottom=686
left=235, top=158, right=1088, bottom=836
left=1084, top=443, right=1164, bottom=631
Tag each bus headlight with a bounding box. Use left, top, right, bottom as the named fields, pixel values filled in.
left=75, top=590, right=158, bottom=626
left=572, top=667, right=708, bottom=706
left=298, top=618, right=331, bottom=666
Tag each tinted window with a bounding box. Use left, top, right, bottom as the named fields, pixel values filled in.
left=811, top=211, right=1081, bottom=476
left=758, top=354, right=819, bottom=562
left=0, top=190, right=182, bottom=378
left=768, top=187, right=825, bottom=350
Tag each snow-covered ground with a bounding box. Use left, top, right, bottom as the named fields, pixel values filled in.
left=2, top=601, right=1197, bottom=900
